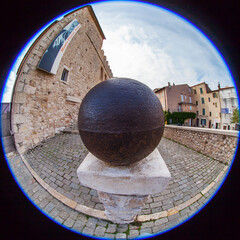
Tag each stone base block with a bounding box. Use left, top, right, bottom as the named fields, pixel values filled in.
left=77, top=148, right=171, bottom=195
left=98, top=191, right=149, bottom=224
left=77, top=148, right=171, bottom=223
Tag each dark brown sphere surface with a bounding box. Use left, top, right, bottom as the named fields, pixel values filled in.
left=78, top=78, right=165, bottom=166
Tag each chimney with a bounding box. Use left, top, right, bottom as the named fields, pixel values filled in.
left=218, top=82, right=221, bottom=89
left=168, top=82, right=171, bottom=87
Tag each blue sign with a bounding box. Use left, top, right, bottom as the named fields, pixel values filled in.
left=221, top=108, right=229, bottom=114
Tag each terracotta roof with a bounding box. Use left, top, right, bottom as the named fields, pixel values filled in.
left=190, top=82, right=206, bottom=87
left=219, top=86, right=235, bottom=91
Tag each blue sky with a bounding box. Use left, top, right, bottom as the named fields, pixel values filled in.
left=1, top=1, right=235, bottom=102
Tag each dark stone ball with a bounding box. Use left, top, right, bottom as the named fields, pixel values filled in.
left=78, top=78, right=165, bottom=166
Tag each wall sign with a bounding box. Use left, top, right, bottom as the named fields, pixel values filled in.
left=38, top=19, right=81, bottom=74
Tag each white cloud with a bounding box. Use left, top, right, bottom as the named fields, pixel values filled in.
left=93, top=2, right=235, bottom=91
left=2, top=1, right=236, bottom=104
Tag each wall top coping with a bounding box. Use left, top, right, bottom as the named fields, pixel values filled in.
left=165, top=125, right=239, bottom=137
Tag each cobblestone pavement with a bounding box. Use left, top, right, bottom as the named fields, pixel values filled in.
left=6, top=133, right=227, bottom=239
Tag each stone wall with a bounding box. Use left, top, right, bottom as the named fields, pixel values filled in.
left=163, top=125, right=239, bottom=164
left=11, top=6, right=113, bottom=154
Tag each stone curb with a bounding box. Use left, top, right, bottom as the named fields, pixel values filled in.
left=19, top=153, right=228, bottom=223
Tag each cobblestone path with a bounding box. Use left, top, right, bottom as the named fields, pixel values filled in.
left=6, top=133, right=227, bottom=239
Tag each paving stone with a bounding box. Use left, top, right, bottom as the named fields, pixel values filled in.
left=79, top=186, right=90, bottom=194
left=162, top=203, right=174, bottom=210
left=86, top=217, right=98, bottom=228
left=168, top=212, right=180, bottom=221
left=89, top=189, right=98, bottom=196
left=179, top=206, right=190, bottom=216
left=117, top=224, right=129, bottom=233
left=116, top=233, right=127, bottom=239
left=94, top=226, right=106, bottom=236
left=104, top=233, right=116, bottom=239
left=44, top=202, right=56, bottom=213
left=155, top=217, right=169, bottom=226
left=64, top=217, right=75, bottom=228
left=55, top=216, right=64, bottom=224
left=56, top=179, right=64, bottom=187
left=82, top=226, right=94, bottom=236
left=72, top=220, right=85, bottom=231
left=150, top=201, right=163, bottom=208
left=49, top=208, right=60, bottom=218
left=97, top=219, right=109, bottom=227
left=140, top=227, right=153, bottom=234
left=106, top=224, right=117, bottom=233
left=141, top=221, right=155, bottom=228
left=59, top=210, right=70, bottom=220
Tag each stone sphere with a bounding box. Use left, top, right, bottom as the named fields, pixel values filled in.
left=78, top=78, right=165, bottom=166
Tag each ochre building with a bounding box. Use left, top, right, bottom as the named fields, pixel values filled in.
left=191, top=82, right=221, bottom=128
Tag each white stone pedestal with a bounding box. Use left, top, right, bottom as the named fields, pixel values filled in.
left=77, top=148, right=171, bottom=224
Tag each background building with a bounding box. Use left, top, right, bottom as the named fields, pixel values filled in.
left=10, top=6, right=113, bottom=154
left=219, top=86, right=239, bottom=130
left=154, top=82, right=196, bottom=126
left=191, top=82, right=221, bottom=128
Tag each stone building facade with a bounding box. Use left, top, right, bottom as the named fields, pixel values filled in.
left=219, top=86, right=239, bottom=130
left=11, top=6, right=113, bottom=154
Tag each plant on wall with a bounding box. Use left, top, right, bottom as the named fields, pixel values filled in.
left=164, top=111, right=196, bottom=125
left=231, top=108, right=239, bottom=124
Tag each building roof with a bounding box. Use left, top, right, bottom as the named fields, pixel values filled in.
left=191, top=81, right=217, bottom=93
left=190, top=82, right=207, bottom=88
left=219, top=86, right=235, bottom=91
left=154, top=83, right=190, bottom=93
left=64, top=5, right=106, bottom=40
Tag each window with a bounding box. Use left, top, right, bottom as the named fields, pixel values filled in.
left=215, top=102, right=218, bottom=107
left=201, top=98, right=205, bottom=104
left=200, top=88, right=203, bottom=94
left=181, top=94, right=184, bottom=102
left=208, top=97, right=211, bottom=102
left=61, top=68, right=69, bottom=82
left=201, top=119, right=206, bottom=125
left=196, top=101, right=198, bottom=105
left=189, top=96, right=192, bottom=103
left=196, top=111, right=199, bottom=116
left=202, top=108, right=205, bottom=115
left=100, top=67, right=103, bottom=80
left=190, top=106, right=192, bottom=110
left=189, top=87, right=191, bottom=92
left=213, top=92, right=218, bottom=98
left=210, top=112, right=212, bottom=116
left=194, top=89, right=197, bottom=94
left=185, top=95, right=187, bottom=100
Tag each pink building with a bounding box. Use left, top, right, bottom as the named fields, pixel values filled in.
left=154, top=82, right=196, bottom=126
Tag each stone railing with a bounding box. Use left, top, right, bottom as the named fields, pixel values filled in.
left=163, top=125, right=239, bottom=164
